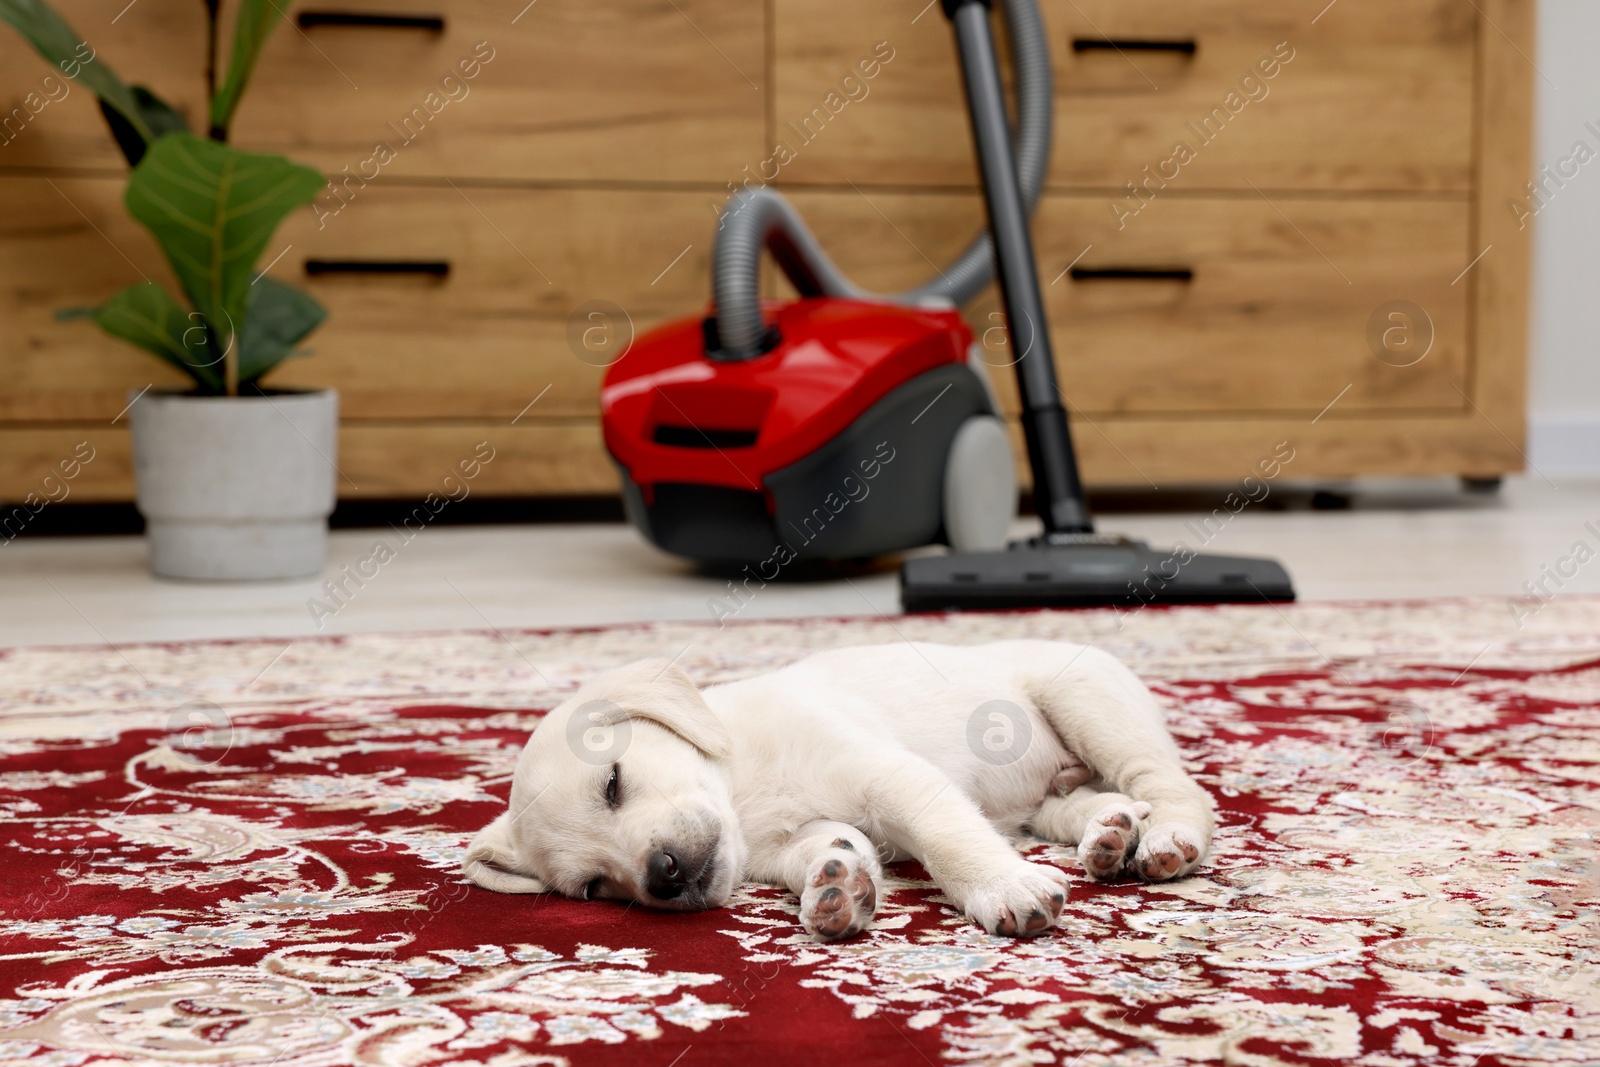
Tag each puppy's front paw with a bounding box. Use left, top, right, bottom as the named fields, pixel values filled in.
left=800, top=846, right=878, bottom=942
left=1077, top=800, right=1150, bottom=880
left=964, top=861, right=1071, bottom=938
left=1133, top=822, right=1208, bottom=881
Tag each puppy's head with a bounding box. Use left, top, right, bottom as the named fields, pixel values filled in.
left=462, top=659, right=744, bottom=911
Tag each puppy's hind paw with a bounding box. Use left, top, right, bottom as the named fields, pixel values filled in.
left=966, top=861, right=1070, bottom=938
left=800, top=848, right=878, bottom=942
left=1133, top=823, right=1207, bottom=882
left=1076, top=802, right=1147, bottom=880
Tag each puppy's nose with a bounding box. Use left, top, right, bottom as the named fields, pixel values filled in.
left=646, top=848, right=689, bottom=899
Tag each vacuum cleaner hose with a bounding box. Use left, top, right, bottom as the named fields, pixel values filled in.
left=711, top=0, right=1053, bottom=359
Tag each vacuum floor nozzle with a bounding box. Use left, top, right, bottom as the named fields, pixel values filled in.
left=900, top=536, right=1295, bottom=613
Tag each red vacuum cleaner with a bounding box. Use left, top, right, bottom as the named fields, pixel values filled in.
left=600, top=299, right=1013, bottom=567
left=602, top=0, right=1295, bottom=610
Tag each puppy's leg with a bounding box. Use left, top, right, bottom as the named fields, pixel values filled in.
left=872, top=758, right=1071, bottom=938
left=1023, top=645, right=1215, bottom=881
left=764, top=822, right=881, bottom=942
left=1029, top=785, right=1151, bottom=880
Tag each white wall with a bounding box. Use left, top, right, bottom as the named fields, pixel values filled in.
left=1529, top=0, right=1600, bottom=474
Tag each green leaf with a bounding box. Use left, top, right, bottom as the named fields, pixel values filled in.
left=238, top=277, right=326, bottom=383
left=98, top=85, right=190, bottom=166
left=0, top=0, right=152, bottom=142
left=123, top=134, right=324, bottom=381
left=209, top=0, right=286, bottom=138
left=90, top=282, right=224, bottom=392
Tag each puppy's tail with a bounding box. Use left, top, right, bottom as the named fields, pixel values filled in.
left=462, top=811, right=548, bottom=893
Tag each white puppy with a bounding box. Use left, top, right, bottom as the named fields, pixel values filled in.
left=463, top=639, right=1213, bottom=940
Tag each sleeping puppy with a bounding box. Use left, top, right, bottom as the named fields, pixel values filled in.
left=463, top=639, right=1214, bottom=940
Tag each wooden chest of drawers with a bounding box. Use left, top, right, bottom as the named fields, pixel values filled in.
left=0, top=0, right=1532, bottom=502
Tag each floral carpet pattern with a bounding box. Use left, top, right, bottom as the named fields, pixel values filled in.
left=0, top=598, right=1596, bottom=1066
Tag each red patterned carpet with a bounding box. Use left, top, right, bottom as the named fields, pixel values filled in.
left=0, top=599, right=1596, bottom=1066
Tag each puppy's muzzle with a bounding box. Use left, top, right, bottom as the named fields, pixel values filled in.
left=646, top=844, right=716, bottom=905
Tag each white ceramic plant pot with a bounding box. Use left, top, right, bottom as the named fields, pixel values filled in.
left=130, top=389, right=338, bottom=581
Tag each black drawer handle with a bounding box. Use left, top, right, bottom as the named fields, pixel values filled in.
left=1070, top=267, right=1194, bottom=282
left=1072, top=38, right=1197, bottom=55
left=304, top=259, right=451, bottom=277
left=297, top=11, right=445, bottom=31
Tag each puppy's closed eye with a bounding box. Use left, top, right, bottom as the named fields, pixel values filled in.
left=605, top=763, right=621, bottom=809
left=583, top=876, right=603, bottom=900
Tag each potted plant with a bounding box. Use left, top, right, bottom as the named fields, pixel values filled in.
left=1, top=0, right=334, bottom=580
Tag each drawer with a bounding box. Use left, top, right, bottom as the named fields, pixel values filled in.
left=772, top=0, right=1475, bottom=192
left=779, top=189, right=1472, bottom=415
left=0, top=177, right=1475, bottom=424
left=0, top=0, right=765, bottom=183
left=0, top=176, right=719, bottom=422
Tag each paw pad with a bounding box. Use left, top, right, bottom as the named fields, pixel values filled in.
left=1077, top=804, right=1144, bottom=880
left=1141, top=852, right=1181, bottom=880
left=1133, top=824, right=1208, bottom=882
left=801, top=849, right=879, bottom=942
left=977, top=863, right=1070, bottom=938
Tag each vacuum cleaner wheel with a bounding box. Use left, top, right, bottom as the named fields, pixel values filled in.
left=942, top=414, right=1016, bottom=552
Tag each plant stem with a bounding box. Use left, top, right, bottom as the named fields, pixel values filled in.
left=208, top=0, right=234, bottom=402
left=204, top=0, right=223, bottom=141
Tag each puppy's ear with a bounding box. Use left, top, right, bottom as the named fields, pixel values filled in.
left=462, top=811, right=548, bottom=894
left=592, top=660, right=732, bottom=760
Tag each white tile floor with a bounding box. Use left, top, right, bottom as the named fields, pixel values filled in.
left=3, top=475, right=1597, bottom=648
